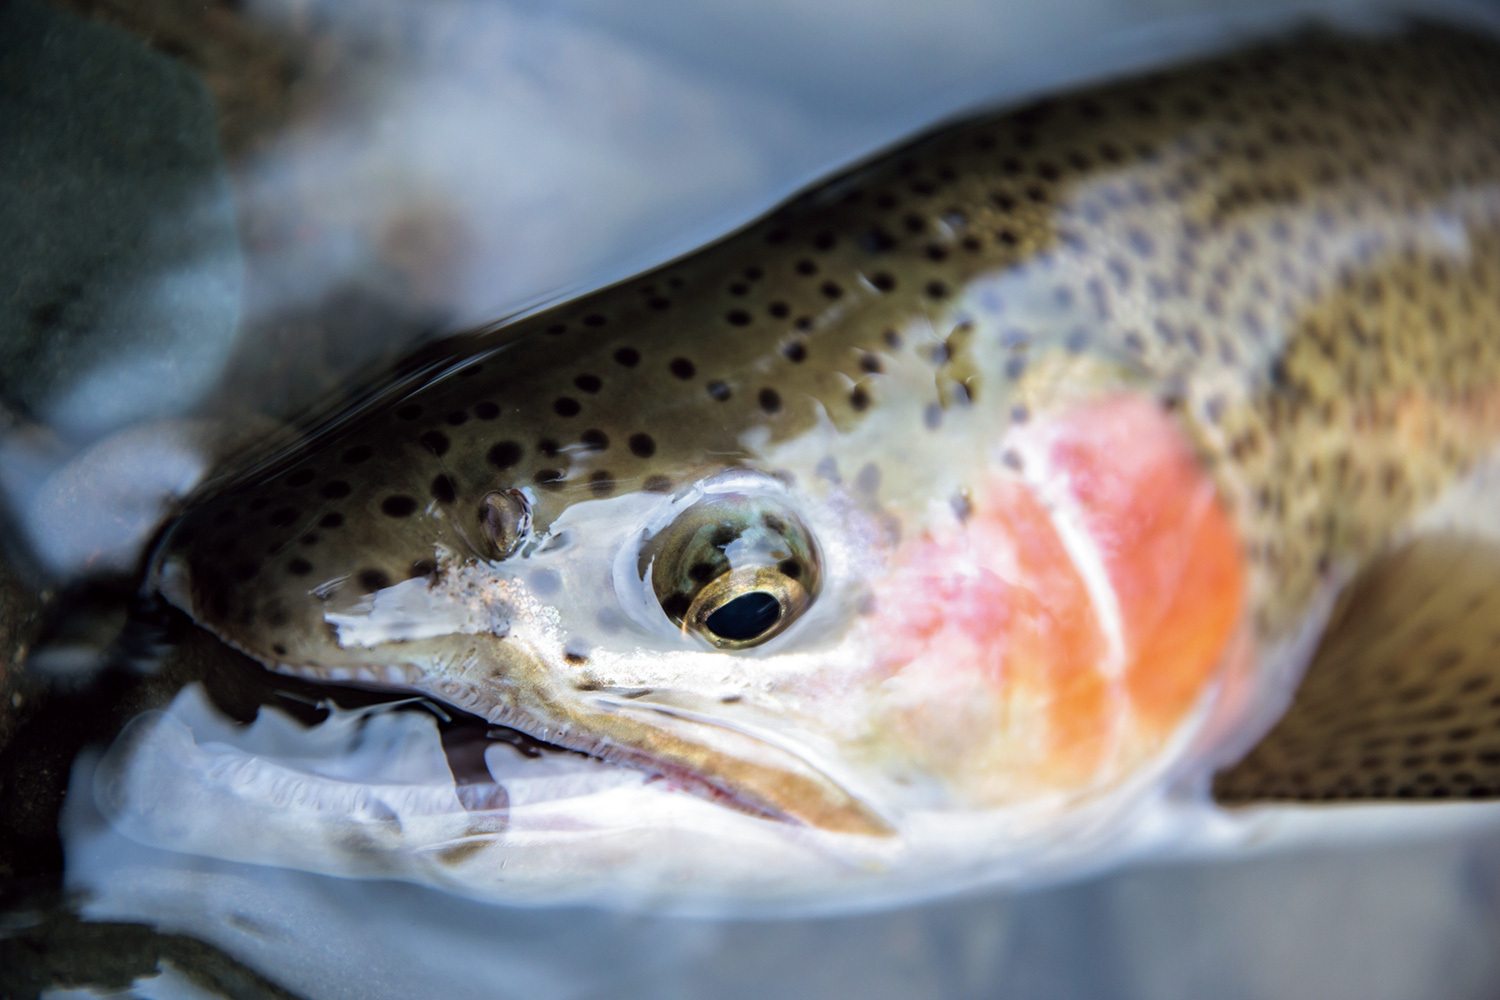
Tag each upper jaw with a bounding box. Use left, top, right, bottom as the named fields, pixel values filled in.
left=470, top=679, right=898, bottom=836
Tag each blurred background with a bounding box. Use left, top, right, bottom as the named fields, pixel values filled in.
left=4, top=0, right=1500, bottom=996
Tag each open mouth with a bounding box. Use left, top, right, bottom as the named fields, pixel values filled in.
left=95, top=626, right=801, bottom=849
left=89, top=641, right=891, bottom=910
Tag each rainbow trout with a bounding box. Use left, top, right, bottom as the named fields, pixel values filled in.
left=105, top=26, right=1500, bottom=906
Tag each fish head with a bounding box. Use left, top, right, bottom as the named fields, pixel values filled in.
left=152, top=318, right=1249, bottom=847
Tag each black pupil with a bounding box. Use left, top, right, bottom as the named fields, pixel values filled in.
left=705, top=591, right=782, bottom=642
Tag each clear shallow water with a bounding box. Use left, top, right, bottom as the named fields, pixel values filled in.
left=7, top=0, right=1500, bottom=996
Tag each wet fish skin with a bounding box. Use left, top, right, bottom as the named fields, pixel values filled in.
left=153, top=28, right=1500, bottom=843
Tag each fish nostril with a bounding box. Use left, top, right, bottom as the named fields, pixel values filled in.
left=478, top=489, right=531, bottom=560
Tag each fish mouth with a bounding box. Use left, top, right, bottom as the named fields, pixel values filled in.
left=216, top=640, right=894, bottom=838
left=92, top=678, right=895, bottom=910
left=155, top=551, right=891, bottom=838
left=456, top=683, right=897, bottom=837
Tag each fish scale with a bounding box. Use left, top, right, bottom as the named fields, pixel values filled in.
left=147, top=26, right=1500, bottom=861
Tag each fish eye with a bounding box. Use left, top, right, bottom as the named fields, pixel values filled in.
left=641, top=491, right=821, bottom=649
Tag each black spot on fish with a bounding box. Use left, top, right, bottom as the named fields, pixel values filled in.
left=574, top=374, right=602, bottom=393
left=475, top=402, right=500, bottom=420
left=860, top=228, right=896, bottom=252
left=268, top=507, right=299, bottom=527
left=783, top=342, right=807, bottom=363
left=726, top=309, right=751, bottom=326
left=287, top=558, right=312, bottom=576
left=322, top=481, right=351, bottom=499
left=850, top=387, right=871, bottom=411
left=614, top=347, right=640, bottom=367
left=580, top=429, right=609, bottom=451
left=534, top=469, right=564, bottom=490
left=431, top=474, right=457, bottom=504
left=320, top=512, right=344, bottom=529
left=410, top=559, right=437, bottom=579
left=358, top=568, right=391, bottom=593
left=629, top=433, right=656, bottom=458
left=759, top=388, right=782, bottom=413
left=381, top=495, right=418, bottom=518
left=643, top=475, right=672, bottom=494
left=669, top=358, right=696, bottom=379
left=287, top=469, right=315, bottom=487
left=589, top=471, right=614, bottom=497
left=488, top=441, right=523, bottom=469
left=554, top=397, right=581, bottom=417
left=419, top=430, right=450, bottom=456
left=777, top=559, right=801, bottom=579
left=870, top=272, right=895, bottom=292
left=707, top=380, right=731, bottom=401
left=343, top=444, right=374, bottom=464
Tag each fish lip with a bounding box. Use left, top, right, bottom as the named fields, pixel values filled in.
left=471, top=695, right=806, bottom=825
left=219, top=654, right=802, bottom=827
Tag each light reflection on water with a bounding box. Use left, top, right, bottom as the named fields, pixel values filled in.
left=7, top=0, right=1500, bottom=996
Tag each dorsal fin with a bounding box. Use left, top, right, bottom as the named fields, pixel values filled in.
left=1214, top=535, right=1500, bottom=803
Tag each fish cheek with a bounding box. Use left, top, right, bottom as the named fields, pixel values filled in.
left=1043, top=396, right=1248, bottom=738
left=861, top=477, right=1114, bottom=803
left=857, top=396, right=1248, bottom=807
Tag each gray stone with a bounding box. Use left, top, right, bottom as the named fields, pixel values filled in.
left=0, top=1, right=241, bottom=442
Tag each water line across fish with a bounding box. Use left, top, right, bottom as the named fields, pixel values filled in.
left=116, top=25, right=1500, bottom=905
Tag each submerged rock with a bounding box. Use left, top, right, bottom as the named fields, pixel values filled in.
left=0, top=0, right=242, bottom=441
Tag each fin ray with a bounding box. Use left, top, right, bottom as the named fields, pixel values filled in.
left=1215, top=535, right=1500, bottom=803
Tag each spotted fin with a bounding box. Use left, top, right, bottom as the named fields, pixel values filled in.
left=1215, top=535, right=1500, bottom=803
